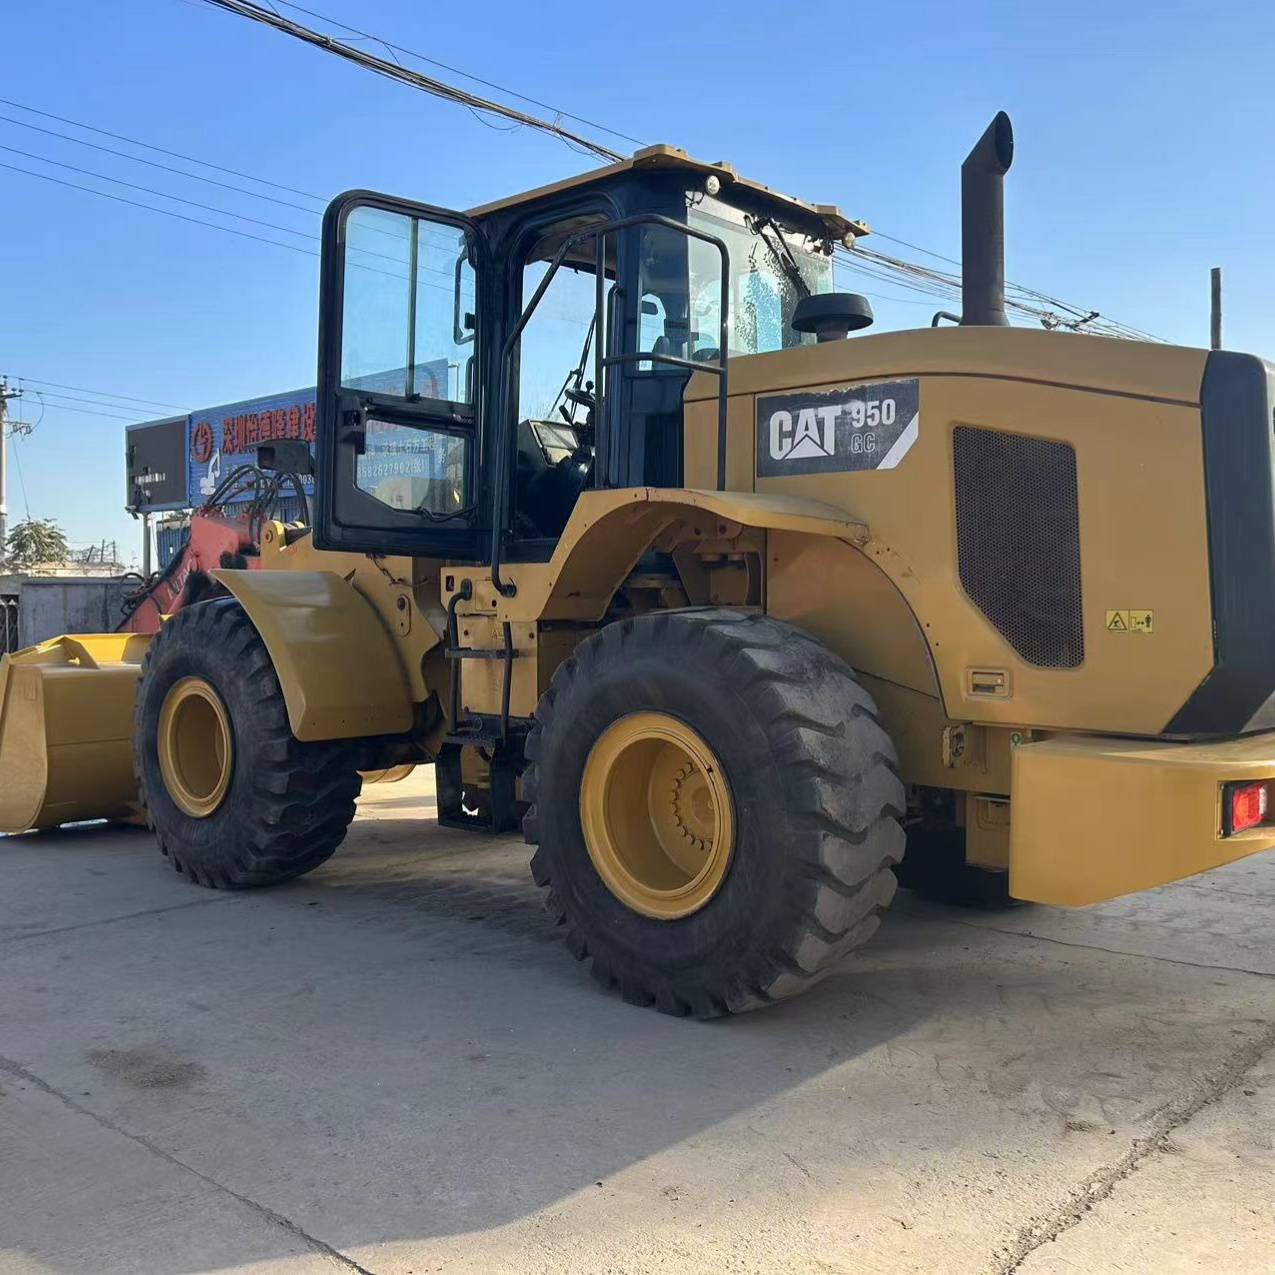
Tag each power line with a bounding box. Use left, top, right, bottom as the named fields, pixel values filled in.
left=0, top=158, right=318, bottom=256
left=13, top=377, right=185, bottom=411
left=12, top=394, right=148, bottom=422
left=0, top=143, right=317, bottom=240
left=0, top=110, right=323, bottom=214
left=0, top=89, right=1154, bottom=336
left=267, top=0, right=648, bottom=150
left=0, top=95, right=323, bottom=201
left=32, top=402, right=141, bottom=421
left=871, top=230, right=960, bottom=267
left=2, top=125, right=1163, bottom=341
left=832, top=269, right=952, bottom=308
left=195, top=0, right=625, bottom=163
left=197, top=1, right=1163, bottom=341
left=836, top=243, right=1168, bottom=341
left=860, top=244, right=1167, bottom=340
left=14, top=389, right=44, bottom=432
left=21, top=388, right=172, bottom=414
left=0, top=150, right=477, bottom=290
left=0, top=106, right=490, bottom=257
left=0, top=76, right=1160, bottom=336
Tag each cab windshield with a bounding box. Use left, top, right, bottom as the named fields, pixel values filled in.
left=638, top=195, right=834, bottom=361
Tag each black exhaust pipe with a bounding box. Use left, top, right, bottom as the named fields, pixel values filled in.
left=960, top=112, right=1014, bottom=326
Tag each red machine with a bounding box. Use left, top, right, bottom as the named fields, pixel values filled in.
left=117, top=509, right=261, bottom=633
left=118, top=461, right=308, bottom=634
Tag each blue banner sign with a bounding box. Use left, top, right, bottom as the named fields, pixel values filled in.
left=187, top=386, right=316, bottom=505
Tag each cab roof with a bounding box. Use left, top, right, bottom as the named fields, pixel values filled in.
left=466, top=144, right=870, bottom=243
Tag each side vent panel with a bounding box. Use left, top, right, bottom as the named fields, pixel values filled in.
left=953, top=425, right=1084, bottom=669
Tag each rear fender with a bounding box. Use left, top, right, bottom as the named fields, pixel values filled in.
left=212, top=569, right=413, bottom=741
left=480, top=487, right=870, bottom=622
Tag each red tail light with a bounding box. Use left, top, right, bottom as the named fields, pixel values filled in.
left=1224, top=781, right=1268, bottom=835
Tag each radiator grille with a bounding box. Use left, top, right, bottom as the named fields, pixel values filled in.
left=953, top=426, right=1083, bottom=668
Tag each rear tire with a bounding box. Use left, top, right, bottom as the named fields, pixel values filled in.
left=134, top=600, right=362, bottom=888
left=523, top=609, right=906, bottom=1017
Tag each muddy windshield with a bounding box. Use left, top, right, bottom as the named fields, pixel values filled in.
left=690, top=198, right=833, bottom=357
left=637, top=197, right=833, bottom=360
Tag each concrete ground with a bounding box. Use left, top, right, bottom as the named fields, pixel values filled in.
left=2, top=771, right=1274, bottom=1275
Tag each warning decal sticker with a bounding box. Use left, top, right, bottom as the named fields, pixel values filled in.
left=1106, top=610, right=1154, bottom=633
left=756, top=378, right=920, bottom=478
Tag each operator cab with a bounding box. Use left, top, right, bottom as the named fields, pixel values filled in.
left=313, top=146, right=866, bottom=565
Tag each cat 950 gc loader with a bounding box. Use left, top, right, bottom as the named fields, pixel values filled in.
left=6, top=113, right=1275, bottom=1016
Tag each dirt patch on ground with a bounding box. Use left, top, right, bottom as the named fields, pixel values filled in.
left=87, top=1046, right=206, bottom=1090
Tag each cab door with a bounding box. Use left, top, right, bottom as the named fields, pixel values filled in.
left=314, top=191, right=491, bottom=558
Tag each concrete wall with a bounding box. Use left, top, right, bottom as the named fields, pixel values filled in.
left=16, top=577, right=131, bottom=648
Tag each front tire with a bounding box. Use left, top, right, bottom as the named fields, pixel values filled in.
left=134, top=600, right=362, bottom=888
left=523, top=610, right=906, bottom=1016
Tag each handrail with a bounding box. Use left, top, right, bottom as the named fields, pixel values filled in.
left=490, top=212, right=731, bottom=597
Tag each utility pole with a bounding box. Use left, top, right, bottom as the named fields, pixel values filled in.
left=1210, top=267, right=1223, bottom=351
left=0, top=378, right=24, bottom=568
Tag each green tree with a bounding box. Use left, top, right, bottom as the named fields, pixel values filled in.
left=5, top=518, right=71, bottom=572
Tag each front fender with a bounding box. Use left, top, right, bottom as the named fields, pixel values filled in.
left=212, top=569, right=413, bottom=741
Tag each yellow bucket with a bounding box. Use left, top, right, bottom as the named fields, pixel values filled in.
left=0, top=634, right=151, bottom=833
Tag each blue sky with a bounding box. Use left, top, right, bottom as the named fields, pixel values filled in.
left=1, top=0, right=1271, bottom=560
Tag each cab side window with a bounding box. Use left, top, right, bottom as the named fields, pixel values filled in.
left=342, top=207, right=474, bottom=401
left=340, top=206, right=476, bottom=517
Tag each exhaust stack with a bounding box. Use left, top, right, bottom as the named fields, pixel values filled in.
left=960, top=112, right=1014, bottom=326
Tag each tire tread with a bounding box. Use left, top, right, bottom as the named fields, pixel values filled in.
left=134, top=601, right=361, bottom=889
left=522, top=609, right=904, bottom=1017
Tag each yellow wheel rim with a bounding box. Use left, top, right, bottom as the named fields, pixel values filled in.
left=157, top=677, right=234, bottom=819
left=580, top=711, right=735, bottom=920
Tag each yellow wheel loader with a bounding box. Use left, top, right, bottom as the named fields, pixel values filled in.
left=7, top=113, right=1275, bottom=1015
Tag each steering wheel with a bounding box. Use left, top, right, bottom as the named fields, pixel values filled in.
left=564, top=382, right=595, bottom=409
